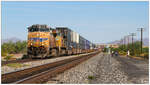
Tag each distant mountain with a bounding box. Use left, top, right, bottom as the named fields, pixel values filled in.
left=1, top=37, right=22, bottom=44
left=107, top=40, right=121, bottom=44
left=107, top=38, right=149, bottom=46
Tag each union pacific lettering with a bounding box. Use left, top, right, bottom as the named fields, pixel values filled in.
left=29, top=38, right=48, bottom=42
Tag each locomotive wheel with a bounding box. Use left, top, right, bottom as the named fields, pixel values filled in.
left=51, top=49, right=58, bottom=57
left=56, top=49, right=60, bottom=57
left=65, top=50, right=69, bottom=56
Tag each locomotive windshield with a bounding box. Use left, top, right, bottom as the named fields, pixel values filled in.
left=39, top=28, right=49, bottom=32
left=28, top=27, right=39, bottom=32
left=28, top=27, right=49, bottom=32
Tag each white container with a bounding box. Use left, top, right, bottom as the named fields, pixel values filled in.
left=76, top=33, right=79, bottom=43
left=73, top=31, right=76, bottom=43
left=90, top=43, right=93, bottom=49
left=71, top=31, right=73, bottom=42
left=71, top=31, right=79, bottom=43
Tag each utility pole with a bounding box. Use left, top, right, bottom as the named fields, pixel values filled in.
left=127, top=35, right=131, bottom=56
left=120, top=39, right=122, bottom=45
left=120, top=38, right=123, bottom=45
left=130, top=33, right=136, bottom=55
left=124, top=36, right=127, bottom=49
left=127, top=35, right=130, bottom=50
left=137, top=28, right=144, bottom=54
left=122, top=38, right=124, bottom=46
left=124, top=36, right=126, bottom=45
left=123, top=37, right=125, bottom=48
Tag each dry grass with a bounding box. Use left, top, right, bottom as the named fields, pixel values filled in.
left=129, top=56, right=144, bottom=60
left=6, top=63, right=29, bottom=68
left=88, top=76, right=95, bottom=80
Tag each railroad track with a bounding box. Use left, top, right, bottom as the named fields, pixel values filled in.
left=2, top=55, right=76, bottom=66
left=2, top=51, right=100, bottom=84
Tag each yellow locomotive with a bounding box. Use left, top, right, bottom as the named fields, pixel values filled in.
left=27, top=24, right=64, bottom=58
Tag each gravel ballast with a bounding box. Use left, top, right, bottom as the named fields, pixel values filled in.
left=46, top=53, right=104, bottom=84
left=46, top=53, right=149, bottom=84
left=90, top=54, right=128, bottom=84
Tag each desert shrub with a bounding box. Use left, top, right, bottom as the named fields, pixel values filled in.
left=1, top=51, right=7, bottom=56
left=143, top=53, right=149, bottom=59
left=119, top=51, right=126, bottom=55
left=4, top=55, right=12, bottom=61
left=1, top=41, right=27, bottom=55
left=88, top=76, right=94, bottom=80
left=116, top=41, right=148, bottom=56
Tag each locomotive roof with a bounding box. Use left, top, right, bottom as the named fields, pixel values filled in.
left=56, top=27, right=68, bottom=29
left=56, top=27, right=72, bottom=31
left=28, top=24, right=50, bottom=29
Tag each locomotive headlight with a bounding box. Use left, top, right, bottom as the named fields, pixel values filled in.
left=37, top=34, right=39, bottom=36
left=31, top=43, right=32, bottom=45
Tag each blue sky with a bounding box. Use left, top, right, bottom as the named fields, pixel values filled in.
left=2, top=1, right=149, bottom=43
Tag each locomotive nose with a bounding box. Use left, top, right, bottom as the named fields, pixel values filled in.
left=28, top=32, right=49, bottom=47
left=28, top=32, right=49, bottom=58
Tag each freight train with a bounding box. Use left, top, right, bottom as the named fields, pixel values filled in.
left=27, top=24, right=96, bottom=58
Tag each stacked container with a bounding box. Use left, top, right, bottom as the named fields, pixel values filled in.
left=56, top=27, right=95, bottom=52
